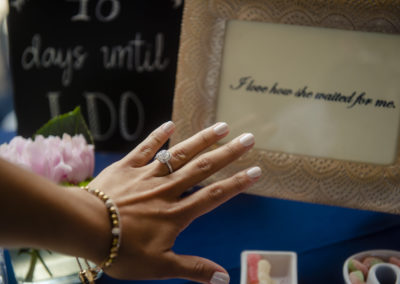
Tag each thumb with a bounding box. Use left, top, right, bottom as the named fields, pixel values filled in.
left=169, top=253, right=230, bottom=284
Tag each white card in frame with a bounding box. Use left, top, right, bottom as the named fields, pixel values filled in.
left=171, top=0, right=400, bottom=214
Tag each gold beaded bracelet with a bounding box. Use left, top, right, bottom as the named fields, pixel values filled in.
left=76, top=186, right=121, bottom=284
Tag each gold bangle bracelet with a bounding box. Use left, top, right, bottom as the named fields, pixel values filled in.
left=76, top=186, right=121, bottom=284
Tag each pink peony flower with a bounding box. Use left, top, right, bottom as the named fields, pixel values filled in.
left=0, top=134, right=94, bottom=184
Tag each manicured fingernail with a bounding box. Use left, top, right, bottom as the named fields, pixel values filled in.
left=210, top=272, right=230, bottom=284
left=213, top=122, right=229, bottom=136
left=240, top=133, right=254, bottom=147
left=247, top=166, right=261, bottom=179
left=162, top=121, right=175, bottom=134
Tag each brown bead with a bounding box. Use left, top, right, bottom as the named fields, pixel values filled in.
left=105, top=260, right=112, bottom=267
left=80, top=186, right=120, bottom=272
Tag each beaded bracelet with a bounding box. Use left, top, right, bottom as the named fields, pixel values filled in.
left=76, top=186, right=121, bottom=284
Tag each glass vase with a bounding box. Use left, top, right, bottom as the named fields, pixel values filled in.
left=9, top=249, right=101, bottom=283
left=0, top=248, right=8, bottom=284
left=9, top=249, right=80, bottom=283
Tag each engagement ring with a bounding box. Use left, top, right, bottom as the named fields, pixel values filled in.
left=156, top=150, right=173, bottom=174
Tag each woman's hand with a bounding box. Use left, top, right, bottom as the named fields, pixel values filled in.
left=88, top=121, right=261, bottom=283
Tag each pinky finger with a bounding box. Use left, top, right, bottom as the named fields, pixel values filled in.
left=179, top=166, right=262, bottom=221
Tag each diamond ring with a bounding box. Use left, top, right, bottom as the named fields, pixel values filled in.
left=155, top=150, right=173, bottom=174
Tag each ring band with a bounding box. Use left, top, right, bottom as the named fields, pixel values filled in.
left=156, top=150, right=173, bottom=174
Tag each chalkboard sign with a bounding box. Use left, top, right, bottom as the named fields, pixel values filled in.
left=7, top=0, right=183, bottom=152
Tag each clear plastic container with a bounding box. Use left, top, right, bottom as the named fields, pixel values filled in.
left=241, top=250, right=298, bottom=284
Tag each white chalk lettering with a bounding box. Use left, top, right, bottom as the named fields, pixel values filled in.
left=46, top=90, right=146, bottom=143
left=96, top=0, right=120, bottom=22
left=100, top=33, right=169, bottom=72
left=47, top=92, right=61, bottom=118
left=84, top=92, right=117, bottom=141
left=119, top=91, right=144, bottom=141
left=171, top=0, right=183, bottom=9
left=67, top=0, right=90, bottom=21
left=68, top=0, right=120, bottom=22
left=21, top=34, right=88, bottom=86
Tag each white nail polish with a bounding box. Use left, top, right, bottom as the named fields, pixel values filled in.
left=247, top=166, right=262, bottom=179
left=214, top=122, right=229, bottom=135
left=162, top=121, right=175, bottom=133
left=240, top=133, right=255, bottom=147
left=210, top=272, right=230, bottom=284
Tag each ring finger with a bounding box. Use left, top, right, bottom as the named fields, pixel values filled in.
left=153, top=122, right=230, bottom=175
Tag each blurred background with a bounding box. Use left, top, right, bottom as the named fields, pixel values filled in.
left=0, top=0, right=16, bottom=132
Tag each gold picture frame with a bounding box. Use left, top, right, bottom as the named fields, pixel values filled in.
left=171, top=0, right=400, bottom=214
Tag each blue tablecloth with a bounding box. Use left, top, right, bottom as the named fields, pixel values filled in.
left=2, top=131, right=400, bottom=284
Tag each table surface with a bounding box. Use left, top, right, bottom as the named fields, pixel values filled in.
left=2, top=131, right=400, bottom=284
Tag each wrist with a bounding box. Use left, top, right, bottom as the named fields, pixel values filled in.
left=79, top=186, right=121, bottom=269
left=0, top=158, right=111, bottom=264
left=58, top=186, right=111, bottom=265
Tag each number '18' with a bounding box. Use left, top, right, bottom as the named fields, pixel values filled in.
left=67, top=0, right=121, bottom=22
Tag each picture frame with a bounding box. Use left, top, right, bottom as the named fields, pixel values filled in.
left=171, top=0, right=400, bottom=214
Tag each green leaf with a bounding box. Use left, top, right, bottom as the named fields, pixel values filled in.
left=35, top=106, right=94, bottom=145
left=24, top=250, right=37, bottom=282
left=60, top=178, right=93, bottom=187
